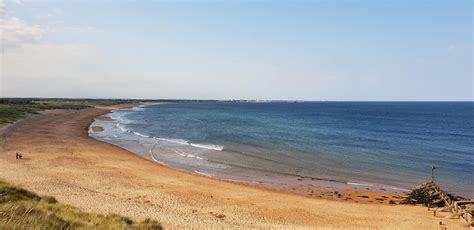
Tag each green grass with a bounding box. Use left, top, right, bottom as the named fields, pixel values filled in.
left=0, top=101, right=128, bottom=124
left=0, top=180, right=162, bottom=229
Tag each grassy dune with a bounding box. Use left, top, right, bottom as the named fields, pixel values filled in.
left=0, top=101, right=124, bottom=124
left=0, top=180, right=162, bottom=229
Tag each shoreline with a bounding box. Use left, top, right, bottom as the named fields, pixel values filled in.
left=0, top=106, right=464, bottom=229
left=104, top=103, right=472, bottom=199
left=90, top=105, right=409, bottom=204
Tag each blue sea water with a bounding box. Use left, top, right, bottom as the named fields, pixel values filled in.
left=90, top=102, right=473, bottom=197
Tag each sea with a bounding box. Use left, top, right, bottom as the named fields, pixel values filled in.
left=89, top=102, right=473, bottom=197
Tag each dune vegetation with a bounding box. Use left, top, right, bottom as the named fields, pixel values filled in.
left=0, top=180, right=162, bottom=229
left=0, top=101, right=125, bottom=124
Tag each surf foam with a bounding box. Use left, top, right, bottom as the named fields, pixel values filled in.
left=347, top=182, right=374, bottom=187
left=154, top=137, right=223, bottom=151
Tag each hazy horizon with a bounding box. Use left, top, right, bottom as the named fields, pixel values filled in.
left=1, top=0, right=472, bottom=101
left=1, top=96, right=474, bottom=102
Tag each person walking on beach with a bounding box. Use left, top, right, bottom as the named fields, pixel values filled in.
left=19, top=153, right=23, bottom=159
left=15, top=152, right=19, bottom=159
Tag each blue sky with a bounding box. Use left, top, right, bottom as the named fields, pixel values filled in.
left=1, top=0, right=472, bottom=100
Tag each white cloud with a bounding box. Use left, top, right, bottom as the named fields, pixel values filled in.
left=0, top=0, right=101, bottom=97
left=1, top=0, right=45, bottom=51
left=1, top=17, right=44, bottom=50
left=0, top=2, right=94, bottom=52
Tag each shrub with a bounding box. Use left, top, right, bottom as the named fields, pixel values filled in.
left=0, top=180, right=162, bottom=229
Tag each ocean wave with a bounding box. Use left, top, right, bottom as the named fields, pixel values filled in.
left=190, top=143, right=224, bottom=151
left=133, top=131, right=149, bottom=138
left=116, top=123, right=129, bottom=132
left=154, top=137, right=223, bottom=151
left=132, top=107, right=145, bottom=111
left=168, top=148, right=187, bottom=157
left=114, top=114, right=135, bottom=124
left=111, top=107, right=224, bottom=152
left=347, top=182, right=374, bottom=187
left=107, top=113, right=122, bottom=121
left=149, top=150, right=167, bottom=166
left=154, top=137, right=189, bottom=145
left=168, top=148, right=207, bottom=160
left=194, top=170, right=213, bottom=177
left=110, top=113, right=224, bottom=152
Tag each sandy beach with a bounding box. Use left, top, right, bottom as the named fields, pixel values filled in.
left=0, top=107, right=465, bottom=229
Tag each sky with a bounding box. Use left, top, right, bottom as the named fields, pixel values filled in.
left=0, top=0, right=472, bottom=101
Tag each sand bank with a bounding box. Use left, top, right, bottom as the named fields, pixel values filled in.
left=91, top=126, right=105, bottom=132
left=0, top=107, right=464, bottom=229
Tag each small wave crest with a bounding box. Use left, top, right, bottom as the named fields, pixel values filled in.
left=112, top=117, right=224, bottom=151
left=132, top=107, right=145, bottom=111
left=114, top=115, right=133, bottom=124
left=347, top=182, right=374, bottom=187
left=133, top=131, right=149, bottom=138
left=154, top=137, right=223, bottom=151
left=168, top=148, right=207, bottom=160
left=149, top=150, right=168, bottom=166
left=190, top=143, right=224, bottom=151
left=154, top=137, right=189, bottom=145
left=194, top=170, right=213, bottom=177
left=116, top=123, right=128, bottom=132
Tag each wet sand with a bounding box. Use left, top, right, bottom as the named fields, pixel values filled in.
left=0, top=107, right=464, bottom=229
left=91, top=126, right=105, bottom=132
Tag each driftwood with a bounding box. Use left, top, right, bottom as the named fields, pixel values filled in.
left=402, top=181, right=449, bottom=207
left=403, top=180, right=473, bottom=228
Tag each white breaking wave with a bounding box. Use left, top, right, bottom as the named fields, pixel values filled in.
left=109, top=108, right=223, bottom=152
left=149, top=150, right=168, bottom=166
left=111, top=115, right=224, bottom=152
left=169, top=148, right=187, bottom=157
left=189, top=143, right=224, bottom=151
left=115, top=114, right=135, bottom=125
left=149, top=150, right=159, bottom=161
left=347, top=182, right=374, bottom=187
left=108, top=113, right=122, bottom=121
left=133, top=131, right=149, bottom=138
left=154, top=137, right=223, bottom=151
left=168, top=148, right=207, bottom=160
left=154, top=137, right=189, bottom=145
left=132, top=107, right=145, bottom=111
left=194, top=170, right=213, bottom=177
left=116, top=123, right=128, bottom=132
